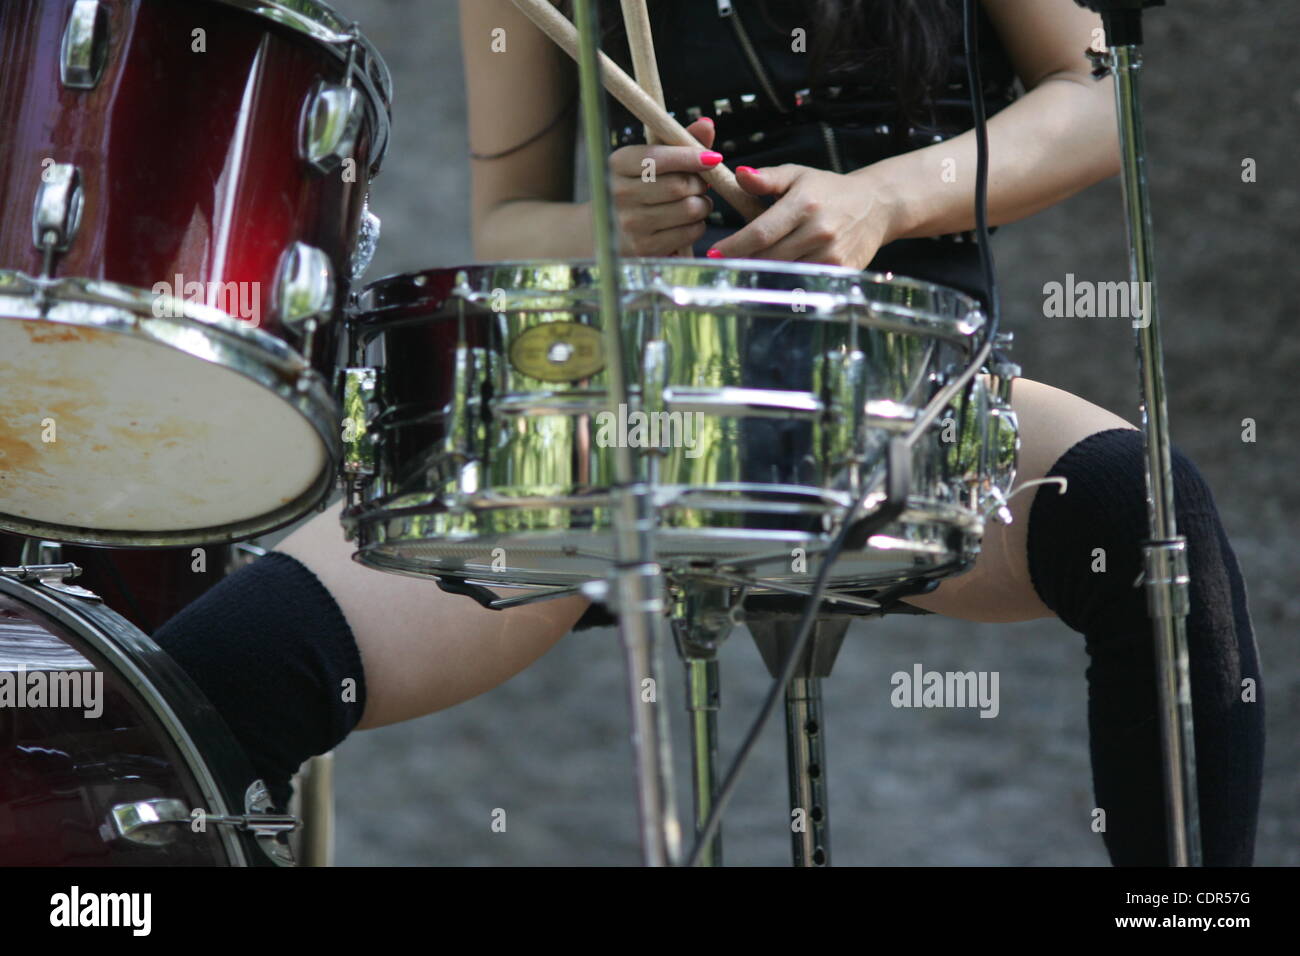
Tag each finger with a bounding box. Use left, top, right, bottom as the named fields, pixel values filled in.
left=610, top=143, right=724, bottom=178
left=746, top=223, right=826, bottom=264
left=620, top=194, right=712, bottom=235
left=735, top=163, right=803, bottom=197
left=614, top=171, right=710, bottom=207
left=685, top=116, right=716, bottom=150
left=639, top=220, right=709, bottom=258
left=706, top=201, right=801, bottom=259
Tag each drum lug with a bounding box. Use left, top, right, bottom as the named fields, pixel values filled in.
left=300, top=79, right=365, bottom=174
left=277, top=241, right=336, bottom=330
left=60, top=0, right=111, bottom=90
left=447, top=347, right=493, bottom=466
left=341, top=366, right=379, bottom=477
left=31, top=163, right=85, bottom=272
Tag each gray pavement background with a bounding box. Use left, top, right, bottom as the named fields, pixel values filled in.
left=325, top=0, right=1297, bottom=865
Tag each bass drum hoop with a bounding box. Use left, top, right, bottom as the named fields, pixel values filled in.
left=0, top=572, right=279, bottom=866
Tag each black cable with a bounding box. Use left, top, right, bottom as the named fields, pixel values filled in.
left=964, top=0, right=1000, bottom=344
left=683, top=0, right=1001, bottom=867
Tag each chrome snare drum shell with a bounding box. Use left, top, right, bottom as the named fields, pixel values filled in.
left=342, top=259, right=1016, bottom=594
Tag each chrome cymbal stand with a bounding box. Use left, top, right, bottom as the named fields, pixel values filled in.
left=573, top=0, right=682, bottom=866
left=748, top=614, right=850, bottom=867
left=1077, top=0, right=1200, bottom=865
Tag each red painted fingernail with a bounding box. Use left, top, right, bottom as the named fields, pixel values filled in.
left=737, top=166, right=757, bottom=175
left=698, top=116, right=714, bottom=126
left=706, top=248, right=724, bottom=259
left=700, top=151, right=724, bottom=168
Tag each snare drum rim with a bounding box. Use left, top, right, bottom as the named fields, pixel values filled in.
left=210, top=0, right=394, bottom=173
left=0, top=573, right=269, bottom=866
left=353, top=258, right=984, bottom=337
left=0, top=271, right=341, bottom=547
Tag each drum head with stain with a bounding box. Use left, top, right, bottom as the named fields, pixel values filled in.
left=0, top=320, right=330, bottom=544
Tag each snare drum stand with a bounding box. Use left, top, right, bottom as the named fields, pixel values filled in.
left=748, top=614, right=850, bottom=867
left=573, top=0, right=682, bottom=866
left=1077, top=0, right=1200, bottom=865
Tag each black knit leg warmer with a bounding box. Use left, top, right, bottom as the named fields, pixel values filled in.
left=152, top=552, right=367, bottom=808
left=1026, top=428, right=1264, bottom=866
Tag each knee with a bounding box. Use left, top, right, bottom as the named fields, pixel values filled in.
left=1027, top=428, right=1226, bottom=634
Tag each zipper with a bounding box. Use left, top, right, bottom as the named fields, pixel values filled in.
left=718, top=0, right=788, bottom=114
left=819, top=122, right=844, bottom=174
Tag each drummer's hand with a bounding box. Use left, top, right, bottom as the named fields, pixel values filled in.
left=608, top=117, right=718, bottom=256
left=706, top=165, right=895, bottom=268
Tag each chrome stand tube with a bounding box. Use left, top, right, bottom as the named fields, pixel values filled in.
left=1104, top=39, right=1201, bottom=867
left=293, top=753, right=335, bottom=868
left=671, top=585, right=737, bottom=867
left=684, top=658, right=722, bottom=866
left=748, top=615, right=849, bottom=867
left=573, top=0, right=681, bottom=866
left=785, top=678, right=830, bottom=867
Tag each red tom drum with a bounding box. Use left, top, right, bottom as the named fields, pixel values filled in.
left=0, top=0, right=392, bottom=546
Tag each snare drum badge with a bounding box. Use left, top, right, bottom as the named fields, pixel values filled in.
left=508, top=322, right=605, bottom=382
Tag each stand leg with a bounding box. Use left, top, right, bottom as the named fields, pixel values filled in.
left=672, top=584, right=737, bottom=867
left=291, top=752, right=335, bottom=868
left=684, top=657, right=722, bottom=866
left=785, top=677, right=830, bottom=867
left=749, top=614, right=849, bottom=867
left=1107, top=36, right=1201, bottom=866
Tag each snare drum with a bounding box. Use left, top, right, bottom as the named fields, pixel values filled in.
left=0, top=0, right=391, bottom=545
left=341, top=260, right=1019, bottom=595
left=0, top=564, right=290, bottom=865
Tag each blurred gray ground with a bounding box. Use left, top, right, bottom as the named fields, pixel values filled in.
left=326, top=0, right=1296, bottom=865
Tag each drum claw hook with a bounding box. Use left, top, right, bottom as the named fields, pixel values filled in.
left=983, top=476, right=1068, bottom=525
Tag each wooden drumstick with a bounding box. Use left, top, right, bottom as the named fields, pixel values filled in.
left=619, top=0, right=693, bottom=256
left=510, top=0, right=766, bottom=223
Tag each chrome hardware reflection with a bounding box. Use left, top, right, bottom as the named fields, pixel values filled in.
left=31, top=164, right=84, bottom=255
left=300, top=80, right=365, bottom=174
left=60, top=0, right=110, bottom=90
left=343, top=260, right=1019, bottom=594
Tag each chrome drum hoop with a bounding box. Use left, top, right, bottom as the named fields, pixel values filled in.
left=342, top=259, right=1017, bottom=591
left=0, top=271, right=341, bottom=546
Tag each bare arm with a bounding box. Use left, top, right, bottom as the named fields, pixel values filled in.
left=875, top=0, right=1120, bottom=240
left=712, top=0, right=1121, bottom=264
left=460, top=0, right=720, bottom=259
left=460, top=0, right=592, bottom=258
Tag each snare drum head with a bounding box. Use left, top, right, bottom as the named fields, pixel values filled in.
left=0, top=319, right=328, bottom=543
left=0, top=573, right=263, bottom=865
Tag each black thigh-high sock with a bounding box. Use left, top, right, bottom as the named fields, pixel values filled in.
left=152, top=552, right=367, bottom=808
left=1026, top=428, right=1264, bottom=866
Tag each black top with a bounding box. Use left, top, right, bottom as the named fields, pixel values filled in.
left=601, top=0, right=1020, bottom=303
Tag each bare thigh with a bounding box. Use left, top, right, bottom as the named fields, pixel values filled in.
left=276, top=503, right=587, bottom=729
left=903, top=377, right=1136, bottom=623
